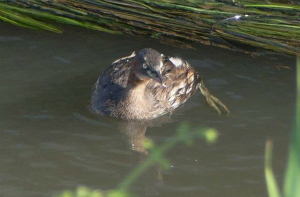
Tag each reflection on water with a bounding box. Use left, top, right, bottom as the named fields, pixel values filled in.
left=0, top=21, right=296, bottom=197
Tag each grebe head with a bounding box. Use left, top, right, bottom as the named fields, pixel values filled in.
left=134, top=48, right=164, bottom=85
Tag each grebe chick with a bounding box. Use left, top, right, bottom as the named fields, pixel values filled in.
left=92, top=48, right=229, bottom=120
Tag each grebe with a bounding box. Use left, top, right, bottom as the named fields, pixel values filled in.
left=92, top=48, right=229, bottom=120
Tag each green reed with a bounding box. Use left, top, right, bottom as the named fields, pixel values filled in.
left=265, top=56, right=300, bottom=197
left=0, top=1, right=299, bottom=55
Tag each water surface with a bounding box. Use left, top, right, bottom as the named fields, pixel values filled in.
left=0, top=22, right=296, bottom=197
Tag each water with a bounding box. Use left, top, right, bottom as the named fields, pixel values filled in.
left=0, top=22, right=296, bottom=197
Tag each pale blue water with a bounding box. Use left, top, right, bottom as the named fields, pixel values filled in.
left=0, top=22, right=296, bottom=197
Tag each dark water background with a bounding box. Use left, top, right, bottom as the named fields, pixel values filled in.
left=0, top=22, right=296, bottom=197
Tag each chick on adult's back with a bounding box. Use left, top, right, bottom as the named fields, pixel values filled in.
left=92, top=48, right=229, bottom=120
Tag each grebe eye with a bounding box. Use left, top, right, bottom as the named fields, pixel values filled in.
left=142, top=63, right=148, bottom=69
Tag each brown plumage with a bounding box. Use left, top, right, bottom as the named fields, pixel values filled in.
left=92, top=48, right=229, bottom=120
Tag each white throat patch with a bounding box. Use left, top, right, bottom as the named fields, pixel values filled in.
left=169, top=57, right=183, bottom=67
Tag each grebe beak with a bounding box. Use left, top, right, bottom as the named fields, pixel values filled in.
left=147, top=70, right=164, bottom=87
left=152, top=72, right=163, bottom=85
left=153, top=74, right=167, bottom=88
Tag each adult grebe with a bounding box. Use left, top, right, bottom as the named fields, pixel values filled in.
left=92, top=48, right=229, bottom=120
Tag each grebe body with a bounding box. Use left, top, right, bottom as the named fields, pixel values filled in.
left=92, top=48, right=229, bottom=120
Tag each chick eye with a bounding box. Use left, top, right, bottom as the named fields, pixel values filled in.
left=142, top=63, right=148, bottom=69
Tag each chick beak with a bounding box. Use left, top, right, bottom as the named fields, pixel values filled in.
left=151, top=72, right=167, bottom=88
left=153, top=73, right=163, bottom=85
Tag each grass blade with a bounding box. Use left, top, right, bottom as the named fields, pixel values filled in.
left=0, top=5, right=62, bottom=33
left=0, top=1, right=299, bottom=55
left=284, top=56, right=300, bottom=197
left=265, top=139, right=281, bottom=197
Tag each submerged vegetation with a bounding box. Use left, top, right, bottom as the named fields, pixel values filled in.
left=0, top=0, right=299, bottom=55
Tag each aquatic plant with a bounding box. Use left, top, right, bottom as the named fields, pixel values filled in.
left=265, top=56, right=300, bottom=197
left=55, top=123, right=218, bottom=197
left=0, top=1, right=299, bottom=55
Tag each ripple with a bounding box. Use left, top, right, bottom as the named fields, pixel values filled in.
left=105, top=159, right=132, bottom=168
left=0, top=36, right=23, bottom=42
left=73, top=113, right=112, bottom=128
left=72, top=133, right=112, bottom=141
left=225, top=91, right=243, bottom=100
left=53, top=56, right=71, bottom=64
left=208, top=79, right=228, bottom=85
left=235, top=74, right=261, bottom=83
left=30, top=162, right=58, bottom=168
left=3, top=130, right=20, bottom=136
left=42, top=143, right=74, bottom=151
left=23, top=115, right=54, bottom=119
